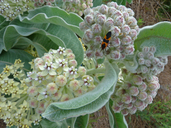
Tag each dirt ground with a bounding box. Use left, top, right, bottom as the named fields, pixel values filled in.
left=1, top=0, right=171, bottom=128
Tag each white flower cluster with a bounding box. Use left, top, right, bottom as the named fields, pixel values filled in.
left=136, top=46, right=168, bottom=80
left=62, top=0, right=93, bottom=16
left=25, top=47, right=95, bottom=114
left=111, top=72, right=160, bottom=116
left=79, top=2, right=139, bottom=61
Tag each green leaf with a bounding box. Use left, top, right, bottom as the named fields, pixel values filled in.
left=0, top=28, right=6, bottom=53
left=42, top=60, right=117, bottom=121
left=19, top=6, right=84, bottom=37
left=121, top=0, right=126, bottom=5
left=40, top=117, right=77, bottom=128
left=127, top=0, right=132, bottom=4
left=93, top=0, right=103, bottom=7
left=75, top=115, right=89, bottom=128
left=134, top=21, right=171, bottom=56
left=105, top=100, right=128, bottom=128
left=117, top=0, right=123, bottom=5
left=0, top=49, right=34, bottom=73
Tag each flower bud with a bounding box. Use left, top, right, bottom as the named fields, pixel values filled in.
left=134, top=100, right=144, bottom=108
left=144, top=59, right=151, bottom=67
left=69, top=80, right=80, bottom=91
left=122, top=36, right=132, bottom=45
left=28, top=86, right=38, bottom=97
left=145, top=95, right=153, bottom=104
left=138, top=91, right=147, bottom=101
left=78, top=66, right=86, bottom=76
left=121, top=25, right=130, bottom=34
left=129, top=86, right=139, bottom=96
left=141, top=66, right=148, bottom=74
left=112, top=104, right=121, bottom=113
left=29, top=99, right=38, bottom=108
left=149, top=46, right=156, bottom=53
left=84, top=29, right=93, bottom=41
left=46, top=82, right=58, bottom=94
left=99, top=4, right=108, bottom=14
left=95, top=49, right=103, bottom=59
left=110, top=37, right=121, bottom=47
left=67, top=53, right=75, bottom=60
left=108, top=7, right=117, bottom=16
left=127, top=17, right=137, bottom=27
left=110, top=51, right=120, bottom=60
left=138, top=58, right=145, bottom=65
left=121, top=94, right=132, bottom=104
left=124, top=45, right=134, bottom=55
left=133, top=75, right=143, bottom=85
left=69, top=60, right=77, bottom=67
left=96, top=14, right=106, bottom=25
left=146, top=52, right=154, bottom=60
left=115, top=16, right=125, bottom=26
left=51, top=91, right=62, bottom=101
left=111, top=26, right=121, bottom=37
left=94, top=36, right=103, bottom=45
left=129, top=106, right=137, bottom=114
left=92, top=24, right=102, bottom=34
left=104, top=18, right=114, bottom=30
left=85, top=15, right=94, bottom=25
left=127, top=8, right=134, bottom=16
left=142, top=46, right=150, bottom=53
left=139, top=82, right=147, bottom=91
left=121, top=109, right=129, bottom=116
left=55, top=75, right=67, bottom=86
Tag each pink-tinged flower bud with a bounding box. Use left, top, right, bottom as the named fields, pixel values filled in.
left=84, top=29, right=93, bottom=41
left=150, top=91, right=157, bottom=98
left=122, top=36, right=132, bottom=45
left=69, top=60, right=77, bottom=67
left=96, top=14, right=106, bottom=25
left=74, top=87, right=84, bottom=97
left=152, top=57, right=160, bottom=65
left=95, top=49, right=103, bottom=59
left=115, top=16, right=125, bottom=26
left=110, top=37, right=121, bottom=47
left=104, top=18, right=114, bottom=30
left=138, top=58, right=145, bottom=65
left=138, top=91, right=147, bottom=101
left=138, top=103, right=147, bottom=111
left=145, top=59, right=151, bottom=67
left=29, top=99, right=38, bottom=108
left=121, top=109, right=129, bottom=116
left=108, top=7, right=117, bottom=16
left=107, top=2, right=118, bottom=8
left=112, top=104, right=121, bottom=113
left=145, top=95, right=153, bottom=104
left=139, top=82, right=147, bottom=91
left=124, top=102, right=133, bottom=109
left=159, top=56, right=168, bottom=65
left=123, top=11, right=129, bottom=20
left=38, top=101, right=45, bottom=110
left=129, top=29, right=137, bottom=39
left=149, top=46, right=156, bottom=53
left=39, top=0, right=45, bottom=4
left=157, top=62, right=164, bottom=71
left=92, top=23, right=102, bottom=34
left=55, top=75, right=67, bottom=86
left=78, top=66, right=86, bottom=76
left=124, top=45, right=134, bottom=55
left=121, top=94, right=132, bottom=104
left=60, top=94, right=70, bottom=102
left=148, top=82, right=159, bottom=91
left=94, top=36, right=103, bottom=45
left=129, top=106, right=137, bottom=114
left=129, top=86, right=139, bottom=96
left=152, top=75, right=159, bottom=82
left=79, top=22, right=89, bottom=31
left=127, top=17, right=137, bottom=27
left=121, top=25, right=130, bottom=34
left=132, top=96, right=137, bottom=103
left=127, top=8, right=134, bottom=16
left=46, top=83, right=58, bottom=94
left=137, top=52, right=144, bottom=58
left=85, top=15, right=94, bottom=25
left=118, top=5, right=126, bottom=12
left=51, top=91, right=62, bottom=101
left=116, top=101, right=124, bottom=107
left=112, top=10, right=123, bottom=19
left=110, top=51, right=120, bottom=60
left=67, top=53, right=75, bottom=60
left=84, top=8, right=93, bottom=15
left=28, top=86, right=38, bottom=97
left=141, top=66, right=148, bottom=74
left=146, top=52, right=154, bottom=60
left=142, top=46, right=150, bottom=53
left=134, top=100, right=144, bottom=108
left=111, top=26, right=121, bottom=37
left=69, top=80, right=80, bottom=91
left=86, top=50, right=94, bottom=58
left=133, top=75, right=143, bottom=85
left=99, top=4, right=108, bottom=14
left=82, top=3, right=87, bottom=9
left=116, top=88, right=126, bottom=96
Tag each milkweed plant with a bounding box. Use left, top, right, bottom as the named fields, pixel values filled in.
left=0, top=0, right=171, bottom=128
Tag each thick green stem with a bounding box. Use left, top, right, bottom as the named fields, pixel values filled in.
left=16, top=94, right=28, bottom=107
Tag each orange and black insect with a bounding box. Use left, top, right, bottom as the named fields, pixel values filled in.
left=101, top=31, right=112, bottom=50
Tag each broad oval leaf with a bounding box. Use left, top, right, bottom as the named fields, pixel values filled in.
left=18, top=6, right=84, bottom=37
left=134, top=21, right=171, bottom=56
